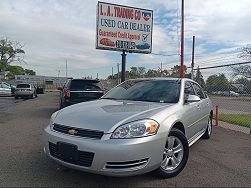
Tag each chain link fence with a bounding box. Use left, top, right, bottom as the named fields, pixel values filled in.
left=199, top=64, right=251, bottom=134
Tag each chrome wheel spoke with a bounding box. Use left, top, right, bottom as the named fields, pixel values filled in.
left=173, top=143, right=182, bottom=154
left=170, top=157, right=177, bottom=167
left=161, top=156, right=170, bottom=169
left=172, top=155, right=179, bottom=165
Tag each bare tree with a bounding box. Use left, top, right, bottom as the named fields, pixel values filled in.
left=231, top=65, right=251, bottom=78
left=233, top=45, right=251, bottom=78
left=0, top=38, right=25, bottom=67
left=238, top=45, right=251, bottom=60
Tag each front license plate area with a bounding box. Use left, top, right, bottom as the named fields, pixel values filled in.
left=57, top=142, right=79, bottom=162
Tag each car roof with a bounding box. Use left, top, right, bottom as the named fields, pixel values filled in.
left=17, top=83, right=32, bottom=85
left=70, top=79, right=100, bottom=83
left=126, top=77, right=194, bottom=82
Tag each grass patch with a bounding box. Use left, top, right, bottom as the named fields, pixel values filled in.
left=214, top=114, right=251, bottom=128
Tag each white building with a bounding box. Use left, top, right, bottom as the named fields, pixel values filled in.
left=15, top=75, right=69, bottom=88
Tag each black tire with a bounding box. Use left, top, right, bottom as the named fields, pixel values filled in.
left=30, top=94, right=34, bottom=99
left=202, top=114, right=213, bottom=139
left=156, top=128, right=189, bottom=178
left=59, top=100, right=64, bottom=109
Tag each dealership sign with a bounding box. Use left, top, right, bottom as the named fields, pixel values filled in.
left=96, top=2, right=153, bottom=54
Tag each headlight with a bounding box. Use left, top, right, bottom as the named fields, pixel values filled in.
left=111, top=119, right=159, bottom=139
left=49, top=111, right=59, bottom=129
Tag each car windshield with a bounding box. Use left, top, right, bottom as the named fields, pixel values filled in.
left=102, top=80, right=181, bottom=103
left=70, top=80, right=102, bottom=91
left=16, top=84, right=30, bottom=88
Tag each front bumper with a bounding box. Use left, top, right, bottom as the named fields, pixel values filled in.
left=43, top=126, right=166, bottom=176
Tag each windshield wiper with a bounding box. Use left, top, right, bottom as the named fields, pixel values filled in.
left=101, top=97, right=118, bottom=100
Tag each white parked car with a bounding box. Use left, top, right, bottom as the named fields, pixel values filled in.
left=44, top=78, right=213, bottom=178
left=222, top=91, right=240, bottom=97
left=14, top=83, right=37, bottom=99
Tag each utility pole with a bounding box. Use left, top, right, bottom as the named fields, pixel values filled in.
left=117, top=63, right=120, bottom=85
left=97, top=73, right=98, bottom=79
left=180, top=0, right=184, bottom=78
left=121, top=50, right=126, bottom=82
left=191, top=36, right=195, bottom=80
left=65, top=60, right=67, bottom=78
left=160, top=62, right=163, bottom=77
left=112, top=67, right=114, bottom=79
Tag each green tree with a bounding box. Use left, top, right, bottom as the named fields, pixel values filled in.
left=206, top=74, right=229, bottom=92
left=0, top=38, right=25, bottom=79
left=6, top=65, right=25, bottom=80
left=194, top=66, right=206, bottom=88
left=234, top=77, right=251, bottom=93
left=25, top=69, right=36, bottom=75
left=170, top=65, right=191, bottom=78
left=144, top=69, right=160, bottom=77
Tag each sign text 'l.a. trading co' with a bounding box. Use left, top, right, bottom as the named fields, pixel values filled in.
left=96, top=1, right=153, bottom=54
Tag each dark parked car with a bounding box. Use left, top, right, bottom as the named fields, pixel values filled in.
left=59, top=79, right=105, bottom=108
left=36, top=86, right=45, bottom=94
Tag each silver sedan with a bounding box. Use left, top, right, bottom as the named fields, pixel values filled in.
left=43, top=78, right=213, bottom=178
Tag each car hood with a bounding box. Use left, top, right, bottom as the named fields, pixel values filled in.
left=54, top=99, right=174, bottom=133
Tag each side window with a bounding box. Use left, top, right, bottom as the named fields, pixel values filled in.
left=184, top=81, right=195, bottom=96
left=63, top=80, right=70, bottom=89
left=192, top=83, right=205, bottom=99
left=1, top=84, right=9, bottom=89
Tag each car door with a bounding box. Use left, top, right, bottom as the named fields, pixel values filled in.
left=182, top=81, right=202, bottom=140
left=0, top=84, right=11, bottom=96
left=192, top=82, right=209, bottom=132
left=0, top=84, right=4, bottom=96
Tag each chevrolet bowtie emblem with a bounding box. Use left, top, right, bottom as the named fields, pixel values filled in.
left=68, top=129, right=78, bottom=135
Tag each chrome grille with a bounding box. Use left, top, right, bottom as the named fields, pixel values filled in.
left=53, top=123, right=104, bottom=139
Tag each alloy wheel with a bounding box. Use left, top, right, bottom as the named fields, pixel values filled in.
left=161, top=136, right=184, bottom=171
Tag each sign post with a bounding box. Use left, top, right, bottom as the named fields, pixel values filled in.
left=121, top=50, right=126, bottom=82
left=96, top=2, right=153, bottom=81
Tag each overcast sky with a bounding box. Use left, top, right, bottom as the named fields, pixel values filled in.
left=1, top=0, right=250, bottom=79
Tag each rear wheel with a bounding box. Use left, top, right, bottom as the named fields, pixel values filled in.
left=30, top=93, right=34, bottom=99
left=157, top=128, right=189, bottom=178
left=202, top=115, right=213, bottom=139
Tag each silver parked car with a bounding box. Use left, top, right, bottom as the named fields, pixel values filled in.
left=15, top=83, right=37, bottom=99
left=44, top=78, right=213, bottom=178
left=0, top=83, right=12, bottom=96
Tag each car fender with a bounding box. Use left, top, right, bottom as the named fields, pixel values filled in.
left=159, top=115, right=187, bottom=139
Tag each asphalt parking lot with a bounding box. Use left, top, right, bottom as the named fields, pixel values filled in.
left=0, top=93, right=251, bottom=187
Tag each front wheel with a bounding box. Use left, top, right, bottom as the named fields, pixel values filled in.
left=202, top=115, right=213, bottom=139
left=157, top=128, right=189, bottom=178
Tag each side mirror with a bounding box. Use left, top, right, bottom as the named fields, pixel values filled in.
left=186, top=95, right=200, bottom=103
left=57, top=87, right=63, bottom=90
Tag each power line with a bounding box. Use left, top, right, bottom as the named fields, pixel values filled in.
left=151, top=53, right=178, bottom=57
left=193, top=61, right=251, bottom=70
